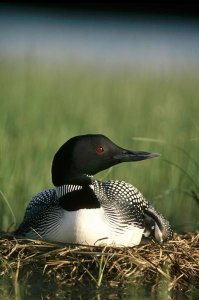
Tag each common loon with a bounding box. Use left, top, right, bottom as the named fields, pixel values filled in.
left=16, top=134, right=173, bottom=247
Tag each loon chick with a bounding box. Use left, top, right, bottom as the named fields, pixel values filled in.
left=16, top=134, right=173, bottom=246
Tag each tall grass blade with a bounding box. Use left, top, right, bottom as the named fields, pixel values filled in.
left=162, top=159, right=199, bottom=190
left=0, top=190, right=16, bottom=229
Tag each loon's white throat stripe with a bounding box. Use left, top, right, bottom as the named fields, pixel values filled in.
left=56, top=185, right=82, bottom=198
left=56, top=184, right=95, bottom=198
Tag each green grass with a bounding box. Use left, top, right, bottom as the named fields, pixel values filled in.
left=0, top=58, right=198, bottom=232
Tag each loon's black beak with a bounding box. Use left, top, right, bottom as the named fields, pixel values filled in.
left=114, top=149, right=160, bottom=162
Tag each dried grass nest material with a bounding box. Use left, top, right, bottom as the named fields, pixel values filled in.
left=0, top=232, right=199, bottom=292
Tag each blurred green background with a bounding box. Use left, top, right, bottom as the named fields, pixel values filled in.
left=0, top=61, right=198, bottom=233
left=0, top=8, right=199, bottom=234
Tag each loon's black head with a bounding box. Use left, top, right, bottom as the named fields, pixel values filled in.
left=52, top=134, right=159, bottom=186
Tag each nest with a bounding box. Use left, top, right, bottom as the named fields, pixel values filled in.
left=0, top=232, right=199, bottom=295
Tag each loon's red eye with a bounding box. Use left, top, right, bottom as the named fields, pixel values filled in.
left=96, top=146, right=104, bottom=154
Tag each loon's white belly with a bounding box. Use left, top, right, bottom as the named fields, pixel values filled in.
left=41, top=207, right=144, bottom=247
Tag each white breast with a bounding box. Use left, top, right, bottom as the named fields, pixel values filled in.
left=42, top=207, right=144, bottom=247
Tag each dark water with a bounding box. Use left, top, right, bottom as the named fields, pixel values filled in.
left=1, top=276, right=199, bottom=300
left=0, top=7, right=199, bottom=73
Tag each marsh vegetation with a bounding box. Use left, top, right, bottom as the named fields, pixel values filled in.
left=0, top=60, right=199, bottom=298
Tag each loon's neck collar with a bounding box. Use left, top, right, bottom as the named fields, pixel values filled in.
left=56, top=182, right=99, bottom=211
left=55, top=174, right=93, bottom=195
left=56, top=184, right=83, bottom=198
